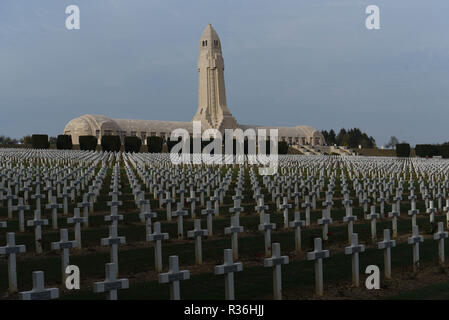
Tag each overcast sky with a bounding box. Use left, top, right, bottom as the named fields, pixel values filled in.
left=1, top=0, right=448, bottom=146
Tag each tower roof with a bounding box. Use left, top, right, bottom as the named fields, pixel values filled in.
left=200, top=24, right=220, bottom=44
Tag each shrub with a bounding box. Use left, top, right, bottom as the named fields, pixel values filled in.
left=56, top=135, right=73, bottom=150
left=396, top=143, right=410, bottom=157
left=31, top=134, right=49, bottom=149
left=101, top=135, right=121, bottom=152
left=79, top=135, right=97, bottom=151
left=124, top=136, right=142, bottom=153
left=147, top=136, right=164, bottom=153
left=415, top=144, right=437, bottom=157
left=166, top=137, right=183, bottom=152
left=278, top=141, right=289, bottom=155
left=440, top=145, right=449, bottom=159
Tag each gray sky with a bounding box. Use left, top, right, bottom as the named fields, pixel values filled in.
left=1, top=0, right=448, bottom=146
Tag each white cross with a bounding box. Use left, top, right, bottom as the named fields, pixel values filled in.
left=61, top=186, right=71, bottom=215
left=0, top=232, right=26, bottom=293
left=162, top=191, right=176, bottom=221
left=388, top=203, right=400, bottom=239
left=229, top=198, right=244, bottom=218
left=393, top=192, right=402, bottom=214
left=67, top=208, right=87, bottom=249
left=377, top=192, right=387, bottom=215
left=139, top=200, right=157, bottom=238
left=86, top=186, right=97, bottom=213
left=427, top=200, right=438, bottom=224
left=224, top=215, right=244, bottom=260
left=201, top=201, right=215, bottom=236
left=343, top=207, right=357, bottom=243
left=104, top=204, right=124, bottom=231
left=258, top=213, right=276, bottom=257
left=5, top=188, right=17, bottom=218
left=279, top=197, right=292, bottom=229
left=187, top=219, right=208, bottom=264
left=51, top=228, right=77, bottom=284
left=344, top=233, right=365, bottom=287
left=301, top=195, right=313, bottom=227
left=255, top=197, right=268, bottom=217
left=377, top=229, right=396, bottom=279
left=210, top=189, right=220, bottom=216
left=94, top=263, right=129, bottom=300
left=12, top=197, right=29, bottom=232
left=26, top=210, right=48, bottom=253
left=186, top=190, right=199, bottom=219
left=264, top=243, right=289, bottom=300
left=273, top=187, right=283, bottom=210
left=172, top=202, right=189, bottom=239
left=444, top=199, right=449, bottom=228
left=215, top=248, right=243, bottom=300
left=307, top=237, right=330, bottom=296
left=177, top=185, right=187, bottom=205
left=367, top=205, right=380, bottom=242
left=433, top=222, right=448, bottom=266
left=317, top=209, right=332, bottom=241
left=19, top=271, right=59, bottom=300
left=408, top=201, right=420, bottom=228
left=101, top=225, right=126, bottom=276
left=158, top=255, right=190, bottom=300
left=289, top=211, right=305, bottom=251
left=407, top=225, right=424, bottom=272
left=45, top=196, right=62, bottom=230
left=147, top=221, right=169, bottom=272
left=77, top=193, right=90, bottom=228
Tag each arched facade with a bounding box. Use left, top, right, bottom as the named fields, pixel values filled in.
left=63, top=24, right=325, bottom=147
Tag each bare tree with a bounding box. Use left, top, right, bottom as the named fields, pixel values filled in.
left=385, top=136, right=399, bottom=149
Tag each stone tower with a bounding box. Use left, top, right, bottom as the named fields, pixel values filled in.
left=192, top=24, right=239, bottom=132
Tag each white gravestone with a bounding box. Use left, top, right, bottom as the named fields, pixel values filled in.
left=201, top=201, right=216, bottom=236
left=51, top=228, right=77, bottom=284
left=377, top=229, right=396, bottom=279
left=26, top=210, right=48, bottom=253
left=147, top=222, right=169, bottom=272
left=93, top=262, right=129, bottom=300
left=172, top=203, right=189, bottom=239
left=187, top=219, right=208, bottom=264
left=45, top=196, right=62, bottom=230
left=344, top=233, right=365, bottom=287
left=388, top=203, right=400, bottom=239
left=289, top=212, right=305, bottom=251
left=224, top=215, right=244, bottom=260
left=101, top=225, right=126, bottom=276
left=307, top=237, right=330, bottom=296
left=264, top=243, right=289, bottom=300
left=19, top=271, right=59, bottom=300
left=12, top=197, right=29, bottom=232
left=0, top=232, right=26, bottom=293
left=67, top=208, right=87, bottom=249
left=158, top=255, right=190, bottom=300
left=258, top=213, right=276, bottom=257
left=433, top=222, right=448, bottom=266
left=215, top=248, right=243, bottom=300
left=407, top=225, right=423, bottom=272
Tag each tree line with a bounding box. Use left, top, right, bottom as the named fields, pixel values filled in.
left=321, top=128, right=376, bottom=148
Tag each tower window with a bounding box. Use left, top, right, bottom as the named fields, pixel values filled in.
left=214, top=40, right=219, bottom=46
left=202, top=40, right=207, bottom=46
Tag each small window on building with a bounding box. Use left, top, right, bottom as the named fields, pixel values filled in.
left=202, top=40, right=208, bottom=47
